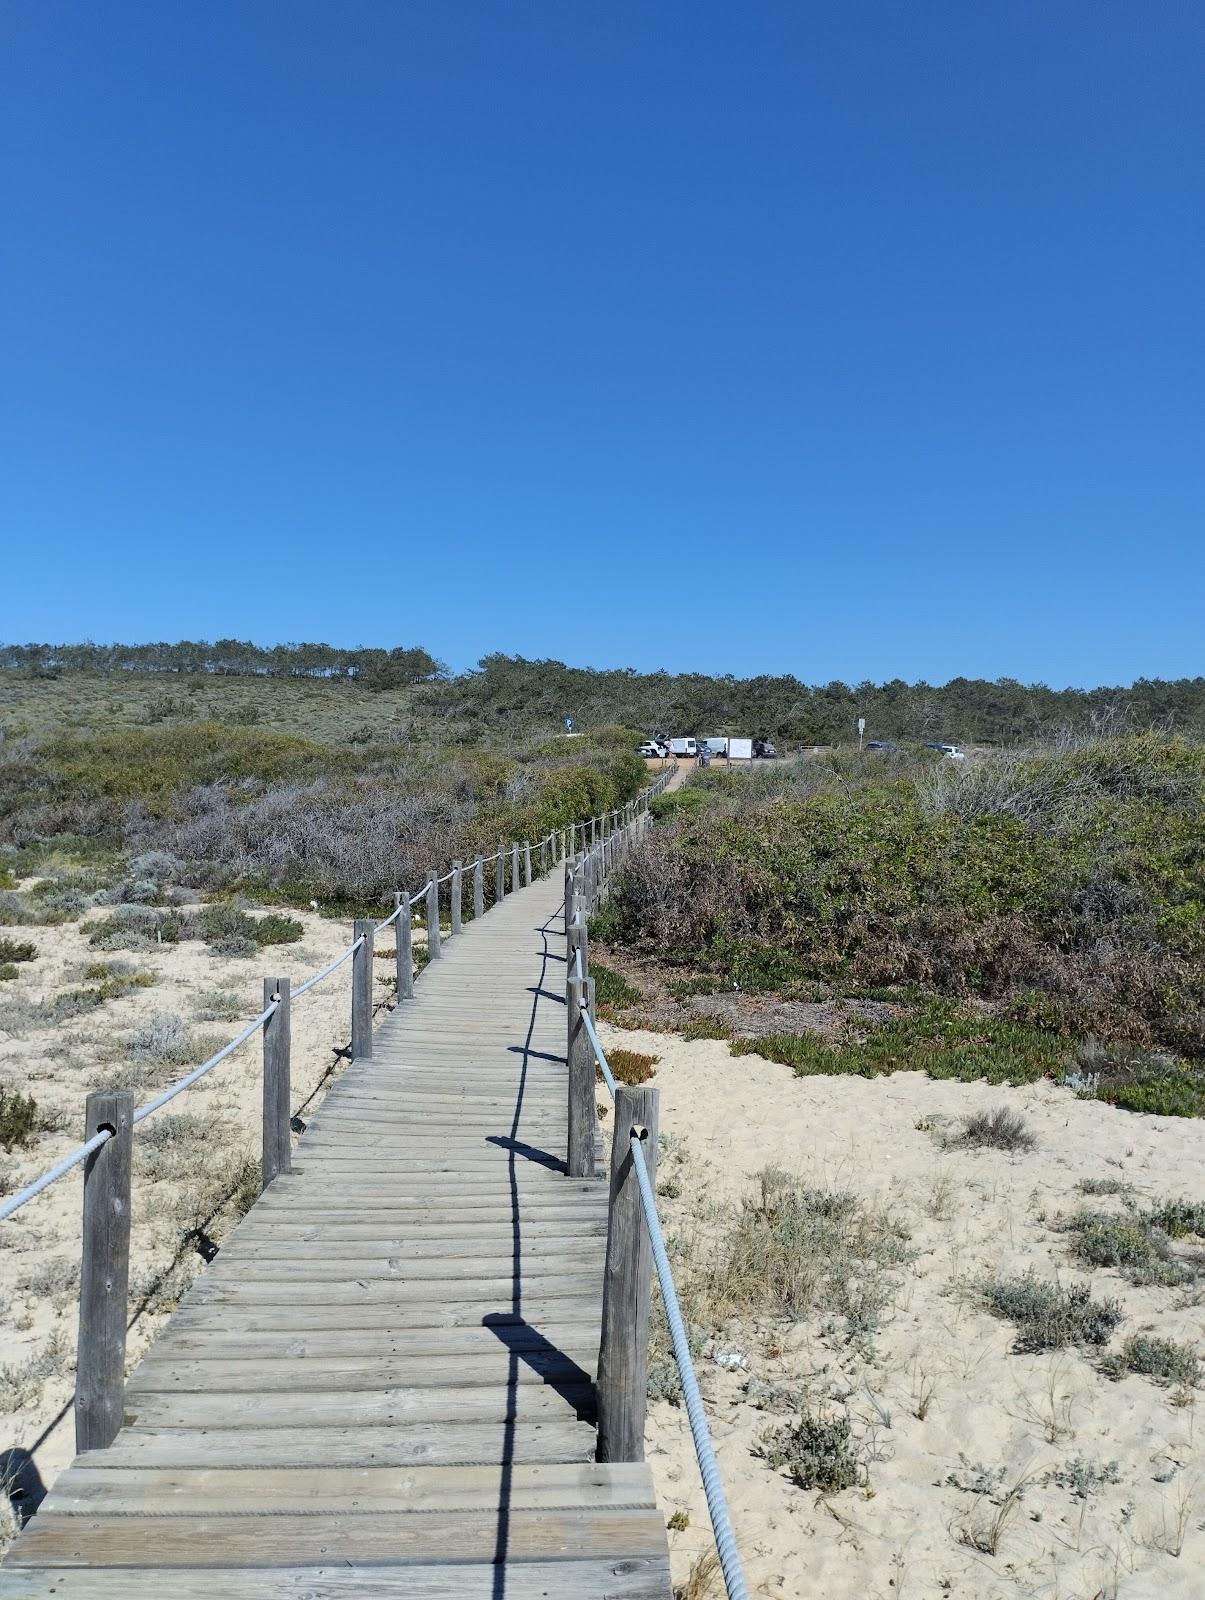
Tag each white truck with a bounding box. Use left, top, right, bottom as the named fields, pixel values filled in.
left=668, top=737, right=697, bottom=758
left=727, top=738, right=753, bottom=761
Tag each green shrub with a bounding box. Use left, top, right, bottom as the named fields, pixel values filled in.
left=980, top=1271, right=1123, bottom=1351
left=1147, top=1198, right=1205, bottom=1238
left=1065, top=1212, right=1187, bottom=1286
left=602, top=736, right=1205, bottom=1064
left=1101, top=1334, right=1200, bottom=1387
left=760, top=1407, right=866, bottom=1491
left=0, top=939, right=37, bottom=965
left=0, top=964, right=18, bottom=982
left=648, top=788, right=707, bottom=821
left=254, top=912, right=304, bottom=946
left=1, top=1087, right=42, bottom=1150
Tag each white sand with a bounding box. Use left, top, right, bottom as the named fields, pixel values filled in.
left=600, top=1021, right=1205, bottom=1600
left=1, top=896, right=396, bottom=1500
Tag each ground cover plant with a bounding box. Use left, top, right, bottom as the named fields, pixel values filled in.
left=596, top=733, right=1205, bottom=1109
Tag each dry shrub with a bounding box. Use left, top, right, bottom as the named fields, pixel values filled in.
left=697, top=1168, right=911, bottom=1338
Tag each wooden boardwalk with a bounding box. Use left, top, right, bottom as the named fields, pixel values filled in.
left=2, top=874, right=674, bottom=1597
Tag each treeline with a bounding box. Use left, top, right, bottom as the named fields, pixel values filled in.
left=436, top=655, right=1205, bottom=746
left=0, top=640, right=445, bottom=689
left=4, top=641, right=1203, bottom=744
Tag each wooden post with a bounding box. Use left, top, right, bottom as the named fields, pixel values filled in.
left=473, top=856, right=485, bottom=918
left=395, top=893, right=414, bottom=1000
left=567, top=974, right=596, bottom=1179
left=523, top=841, right=532, bottom=887
left=540, top=835, right=548, bottom=876
left=591, top=816, right=598, bottom=847
left=597, top=1084, right=659, bottom=1463
left=261, top=977, right=291, bottom=1190
left=451, top=861, right=463, bottom=936
left=425, top=873, right=441, bottom=960
left=352, top=919, right=375, bottom=1058
left=511, top=841, right=520, bottom=893
left=76, top=1090, right=133, bottom=1453
left=495, top=850, right=506, bottom=905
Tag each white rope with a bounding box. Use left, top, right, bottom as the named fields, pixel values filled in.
left=0, top=1130, right=113, bottom=1221
left=630, top=1135, right=749, bottom=1599
left=375, top=902, right=403, bottom=933
left=133, top=1003, right=278, bottom=1124
left=579, top=1007, right=617, bottom=1099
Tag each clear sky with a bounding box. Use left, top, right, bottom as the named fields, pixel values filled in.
left=2, top=2, right=1201, bottom=686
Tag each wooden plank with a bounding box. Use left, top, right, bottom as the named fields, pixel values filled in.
left=126, top=1349, right=596, bottom=1393
left=200, top=1254, right=602, bottom=1286
left=7, top=1507, right=669, bottom=1567
left=45, top=1461, right=653, bottom=1515
left=67, top=1419, right=597, bottom=1469
left=160, top=1298, right=605, bottom=1333
left=136, top=1324, right=602, bottom=1361
left=232, top=1219, right=607, bottom=1244
left=122, top=1382, right=595, bottom=1429
left=0, top=1558, right=673, bottom=1600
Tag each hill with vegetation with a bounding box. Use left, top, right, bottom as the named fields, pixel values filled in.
left=3, top=641, right=1204, bottom=746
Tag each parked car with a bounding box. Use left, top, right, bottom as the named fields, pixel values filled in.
left=637, top=740, right=669, bottom=758
left=668, top=738, right=698, bottom=758
left=752, top=739, right=778, bottom=759
left=925, top=742, right=967, bottom=760
left=865, top=740, right=897, bottom=753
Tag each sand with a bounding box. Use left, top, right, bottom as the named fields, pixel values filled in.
left=0, top=892, right=396, bottom=1509
left=599, top=1020, right=1205, bottom=1600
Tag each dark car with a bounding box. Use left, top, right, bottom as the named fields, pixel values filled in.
left=865, top=740, right=897, bottom=753
left=752, top=739, right=778, bottom=759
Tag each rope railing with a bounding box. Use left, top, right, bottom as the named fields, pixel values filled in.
left=579, top=1005, right=617, bottom=1099
left=291, top=935, right=362, bottom=998
left=0, top=1129, right=114, bottom=1223
left=131, top=1002, right=280, bottom=1125
left=629, top=1131, right=749, bottom=1600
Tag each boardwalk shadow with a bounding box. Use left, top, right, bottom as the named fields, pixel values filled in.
left=481, top=1314, right=595, bottom=1416
left=485, top=1135, right=565, bottom=1174
left=487, top=902, right=599, bottom=1597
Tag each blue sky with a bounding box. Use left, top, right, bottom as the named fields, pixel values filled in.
left=2, top=2, right=1201, bottom=686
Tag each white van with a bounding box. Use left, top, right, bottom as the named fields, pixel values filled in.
left=668, top=738, right=697, bottom=757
